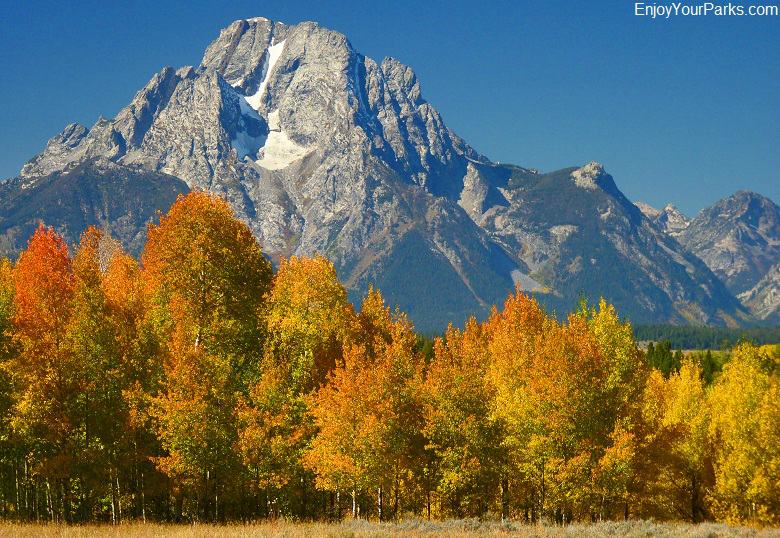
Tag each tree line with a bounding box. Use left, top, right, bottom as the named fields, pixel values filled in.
left=633, top=324, right=780, bottom=351
left=0, top=192, right=777, bottom=526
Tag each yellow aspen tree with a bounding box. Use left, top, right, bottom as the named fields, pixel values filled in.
left=639, top=360, right=712, bottom=522
left=708, top=343, right=779, bottom=525
left=237, top=255, right=353, bottom=517
left=423, top=319, right=507, bottom=518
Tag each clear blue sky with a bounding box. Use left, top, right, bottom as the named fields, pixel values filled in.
left=1, top=0, right=777, bottom=216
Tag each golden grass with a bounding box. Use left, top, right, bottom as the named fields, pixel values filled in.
left=1, top=520, right=779, bottom=538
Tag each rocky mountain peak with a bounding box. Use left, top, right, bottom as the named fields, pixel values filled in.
left=201, top=18, right=292, bottom=92
left=568, top=162, right=644, bottom=224
left=712, top=190, right=778, bottom=224
left=380, top=57, right=424, bottom=105
left=571, top=161, right=607, bottom=190
left=634, top=201, right=662, bottom=218
left=661, top=204, right=691, bottom=234
left=20, top=123, right=89, bottom=178
left=680, top=191, right=780, bottom=300
left=691, top=191, right=780, bottom=236
left=634, top=201, right=690, bottom=236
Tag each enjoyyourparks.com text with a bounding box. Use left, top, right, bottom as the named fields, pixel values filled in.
left=635, top=2, right=779, bottom=17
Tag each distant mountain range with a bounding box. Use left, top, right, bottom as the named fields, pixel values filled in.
left=2, top=17, right=775, bottom=331
left=636, top=191, right=780, bottom=324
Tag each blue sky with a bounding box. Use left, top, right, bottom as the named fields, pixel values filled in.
left=0, top=0, right=777, bottom=216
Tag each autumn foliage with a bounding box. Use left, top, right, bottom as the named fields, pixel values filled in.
left=0, top=192, right=777, bottom=525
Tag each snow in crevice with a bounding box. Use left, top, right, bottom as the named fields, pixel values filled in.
left=237, top=93, right=262, bottom=120
left=231, top=93, right=310, bottom=168
left=246, top=39, right=286, bottom=111
left=351, top=54, right=370, bottom=118
left=230, top=88, right=266, bottom=160
left=233, top=130, right=266, bottom=161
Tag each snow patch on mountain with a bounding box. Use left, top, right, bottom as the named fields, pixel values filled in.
left=246, top=39, right=286, bottom=111
left=267, top=110, right=281, bottom=130
left=253, top=110, right=310, bottom=170
left=255, top=131, right=308, bottom=170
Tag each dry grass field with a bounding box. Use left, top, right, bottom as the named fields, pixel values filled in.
left=0, top=520, right=779, bottom=538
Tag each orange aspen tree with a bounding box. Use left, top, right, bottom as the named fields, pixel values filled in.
left=102, top=245, right=162, bottom=522
left=304, top=288, right=425, bottom=521
left=10, top=225, right=77, bottom=522
left=487, top=289, right=644, bottom=522
left=67, top=227, right=158, bottom=522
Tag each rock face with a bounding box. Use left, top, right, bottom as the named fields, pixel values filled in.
left=675, top=191, right=780, bottom=321
left=7, top=17, right=749, bottom=330
left=739, top=262, right=780, bottom=323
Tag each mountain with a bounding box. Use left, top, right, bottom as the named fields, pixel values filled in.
left=4, top=17, right=747, bottom=331
left=0, top=158, right=187, bottom=258
left=635, top=202, right=691, bottom=237
left=675, top=191, right=780, bottom=322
